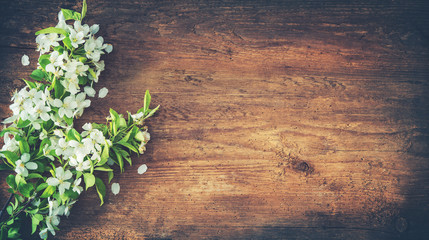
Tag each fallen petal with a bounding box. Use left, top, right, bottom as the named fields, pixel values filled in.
left=138, top=164, right=148, bottom=174
left=21, top=54, right=30, bottom=66
left=111, top=183, right=120, bottom=195
left=98, top=87, right=108, bottom=98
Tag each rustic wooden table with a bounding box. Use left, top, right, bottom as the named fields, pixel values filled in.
left=1, top=0, right=429, bottom=239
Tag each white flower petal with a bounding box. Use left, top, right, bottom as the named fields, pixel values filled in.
left=137, top=164, right=148, bottom=175
left=52, top=99, right=63, bottom=108
left=111, top=183, right=120, bottom=195
left=21, top=153, right=31, bottom=162
left=105, top=44, right=113, bottom=53
left=47, top=177, right=60, bottom=186
left=26, top=162, right=38, bottom=170
left=84, top=86, right=96, bottom=97
left=21, top=54, right=30, bottom=66
left=98, top=87, right=108, bottom=98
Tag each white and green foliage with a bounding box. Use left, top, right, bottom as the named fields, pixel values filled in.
left=0, top=1, right=158, bottom=239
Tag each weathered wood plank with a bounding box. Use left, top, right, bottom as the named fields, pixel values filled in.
left=1, top=0, right=429, bottom=239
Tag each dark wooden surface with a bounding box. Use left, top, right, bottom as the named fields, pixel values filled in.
left=1, top=0, right=429, bottom=239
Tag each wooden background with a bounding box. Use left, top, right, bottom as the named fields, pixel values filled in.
left=1, top=0, right=429, bottom=239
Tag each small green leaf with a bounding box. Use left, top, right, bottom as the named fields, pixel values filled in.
left=22, top=78, right=37, bottom=89
left=35, top=27, right=68, bottom=36
left=16, top=118, right=31, bottom=128
left=63, top=37, right=72, bottom=49
left=40, top=185, right=56, bottom=198
left=6, top=174, right=17, bottom=190
left=112, top=147, right=124, bottom=172
left=0, top=126, right=20, bottom=137
left=61, top=9, right=82, bottom=21
left=0, top=151, right=19, bottom=166
left=18, top=139, right=30, bottom=155
left=30, top=69, right=45, bottom=81
left=81, top=0, right=87, bottom=20
left=27, top=173, right=44, bottom=180
left=83, top=173, right=95, bottom=190
left=119, top=129, right=133, bottom=143
left=36, top=183, right=48, bottom=192
left=97, top=145, right=110, bottom=166
left=88, top=68, right=96, bottom=79
left=66, top=128, right=82, bottom=142
left=31, top=214, right=40, bottom=234
left=64, top=116, right=73, bottom=126
left=95, top=177, right=106, bottom=206
left=144, top=105, right=160, bottom=119
left=54, top=80, right=65, bottom=99
left=107, top=171, right=114, bottom=184
left=18, top=183, right=34, bottom=198
left=143, top=90, right=151, bottom=114
left=94, top=165, right=113, bottom=172
left=116, top=142, right=138, bottom=153
left=118, top=117, right=127, bottom=129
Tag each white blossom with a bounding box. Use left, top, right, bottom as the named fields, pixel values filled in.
left=14, top=153, right=37, bottom=177
left=46, top=167, right=73, bottom=195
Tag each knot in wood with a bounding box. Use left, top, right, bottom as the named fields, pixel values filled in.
left=296, top=161, right=310, bottom=172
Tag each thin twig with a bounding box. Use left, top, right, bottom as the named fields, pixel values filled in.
left=0, top=193, right=14, bottom=222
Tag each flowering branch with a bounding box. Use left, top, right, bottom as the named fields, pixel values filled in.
left=0, top=1, right=158, bottom=239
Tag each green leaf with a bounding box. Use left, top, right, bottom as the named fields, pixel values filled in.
left=18, top=139, right=30, bottom=155
left=144, top=105, right=160, bottom=119
left=119, top=129, right=133, bottom=143
left=95, top=177, right=106, bottom=206
left=54, top=80, right=65, bottom=99
left=78, top=76, right=88, bottom=85
left=22, top=78, right=37, bottom=89
left=27, top=173, right=44, bottom=180
left=6, top=174, right=17, bottom=190
left=35, top=27, right=68, bottom=36
left=0, top=126, right=20, bottom=137
left=143, top=90, right=151, bottom=114
left=81, top=0, right=87, bottom=20
left=61, top=8, right=82, bottom=21
left=64, top=116, right=73, bottom=126
left=94, top=165, right=113, bottom=172
left=7, top=227, right=20, bottom=238
left=36, top=183, right=48, bottom=192
left=109, top=109, right=120, bottom=135
left=88, top=68, right=96, bottom=79
left=16, top=118, right=31, bottom=128
left=0, top=151, right=19, bottom=166
left=97, top=144, right=110, bottom=166
left=83, top=173, right=95, bottom=190
left=118, top=117, right=127, bottom=129
left=116, top=142, right=138, bottom=153
left=30, top=69, right=45, bottom=81
left=63, top=37, right=72, bottom=49
left=18, top=183, right=34, bottom=198
left=108, top=171, right=114, bottom=184
left=40, top=185, right=56, bottom=198
left=66, top=128, right=82, bottom=142
left=112, top=147, right=124, bottom=172
left=31, top=214, right=41, bottom=234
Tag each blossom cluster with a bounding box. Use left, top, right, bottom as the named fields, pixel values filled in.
left=0, top=2, right=158, bottom=239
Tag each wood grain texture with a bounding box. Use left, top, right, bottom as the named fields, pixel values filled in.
left=1, top=0, right=429, bottom=239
